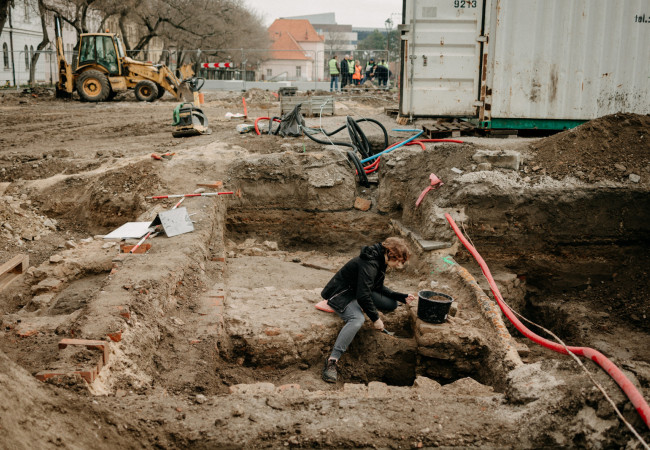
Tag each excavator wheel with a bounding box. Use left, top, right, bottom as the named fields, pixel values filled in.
left=76, top=70, right=111, bottom=102
left=135, top=81, right=158, bottom=102
left=155, top=83, right=166, bottom=99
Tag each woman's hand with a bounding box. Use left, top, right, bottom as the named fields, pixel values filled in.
left=405, top=294, right=416, bottom=304
left=373, top=318, right=384, bottom=331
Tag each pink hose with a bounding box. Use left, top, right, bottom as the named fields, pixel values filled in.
left=445, top=213, right=650, bottom=429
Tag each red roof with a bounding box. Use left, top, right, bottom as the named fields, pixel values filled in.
left=268, top=32, right=311, bottom=60
left=268, top=19, right=324, bottom=43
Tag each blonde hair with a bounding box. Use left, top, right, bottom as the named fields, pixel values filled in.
left=382, top=237, right=411, bottom=262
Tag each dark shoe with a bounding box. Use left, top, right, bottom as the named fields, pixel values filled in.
left=322, top=358, right=338, bottom=383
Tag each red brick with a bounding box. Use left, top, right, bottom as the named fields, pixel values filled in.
left=120, top=243, right=151, bottom=254
left=58, top=339, right=109, bottom=365
left=264, top=327, right=281, bottom=336
left=73, top=369, right=96, bottom=383
left=35, top=371, right=67, bottom=381
left=116, top=306, right=131, bottom=320
left=107, top=331, right=122, bottom=342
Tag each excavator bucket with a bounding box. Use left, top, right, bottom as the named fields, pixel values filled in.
left=177, top=82, right=194, bottom=102
left=172, top=102, right=212, bottom=137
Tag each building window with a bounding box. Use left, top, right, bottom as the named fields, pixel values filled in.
left=266, top=69, right=272, bottom=78
left=3, top=43, right=8, bottom=69
left=24, top=45, right=29, bottom=70
left=296, top=66, right=301, bottom=78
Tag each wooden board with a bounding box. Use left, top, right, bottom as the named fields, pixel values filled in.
left=421, top=120, right=476, bottom=138
left=0, top=254, right=29, bottom=292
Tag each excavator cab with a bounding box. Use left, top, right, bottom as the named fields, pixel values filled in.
left=77, top=34, right=122, bottom=75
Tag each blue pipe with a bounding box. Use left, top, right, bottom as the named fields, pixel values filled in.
left=360, top=129, right=424, bottom=164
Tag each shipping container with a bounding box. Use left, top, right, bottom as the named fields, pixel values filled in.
left=399, top=0, right=650, bottom=129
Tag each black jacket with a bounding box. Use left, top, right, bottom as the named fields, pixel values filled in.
left=321, top=243, right=407, bottom=322
left=340, top=58, right=350, bottom=74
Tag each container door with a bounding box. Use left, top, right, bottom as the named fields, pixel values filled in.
left=401, top=0, right=485, bottom=117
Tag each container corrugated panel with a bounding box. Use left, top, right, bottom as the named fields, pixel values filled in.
left=487, top=0, right=650, bottom=120
left=400, top=0, right=650, bottom=121
left=400, top=0, right=484, bottom=117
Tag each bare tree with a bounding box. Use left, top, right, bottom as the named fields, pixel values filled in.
left=28, top=0, right=49, bottom=85
left=0, top=0, right=14, bottom=37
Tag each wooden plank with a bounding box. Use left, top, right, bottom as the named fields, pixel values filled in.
left=0, top=254, right=29, bottom=293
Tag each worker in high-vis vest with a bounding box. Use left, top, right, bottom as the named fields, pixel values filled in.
left=329, top=55, right=340, bottom=92
left=352, top=60, right=362, bottom=85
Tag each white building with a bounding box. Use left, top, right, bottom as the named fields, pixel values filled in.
left=1, top=0, right=99, bottom=86
left=259, top=19, right=325, bottom=82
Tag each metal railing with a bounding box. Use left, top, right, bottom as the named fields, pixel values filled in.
left=0, top=47, right=399, bottom=91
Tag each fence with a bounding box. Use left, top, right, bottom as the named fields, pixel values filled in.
left=0, top=47, right=398, bottom=91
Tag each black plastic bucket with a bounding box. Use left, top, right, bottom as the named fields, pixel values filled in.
left=417, top=291, right=453, bottom=324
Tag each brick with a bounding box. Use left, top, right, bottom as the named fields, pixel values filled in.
left=264, top=327, right=281, bottom=336
left=116, top=306, right=131, bottom=320
left=73, top=369, right=96, bottom=384
left=35, top=371, right=68, bottom=381
left=58, top=339, right=109, bottom=365
left=353, top=197, right=372, bottom=211
left=107, top=331, right=122, bottom=342
left=120, top=243, right=151, bottom=254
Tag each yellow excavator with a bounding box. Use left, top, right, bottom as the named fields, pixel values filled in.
left=54, top=16, right=194, bottom=102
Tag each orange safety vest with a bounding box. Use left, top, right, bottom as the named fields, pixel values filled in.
left=352, top=64, right=362, bottom=80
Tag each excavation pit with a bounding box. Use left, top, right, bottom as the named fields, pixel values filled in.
left=1, top=98, right=649, bottom=448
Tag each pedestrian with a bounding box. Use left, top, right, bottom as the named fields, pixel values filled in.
left=321, top=237, right=416, bottom=383
left=363, top=57, right=376, bottom=84
left=374, top=59, right=389, bottom=87
left=352, top=60, right=362, bottom=85
left=347, top=55, right=355, bottom=87
left=329, top=55, right=340, bottom=92
left=340, top=55, right=350, bottom=88
left=376, top=59, right=389, bottom=87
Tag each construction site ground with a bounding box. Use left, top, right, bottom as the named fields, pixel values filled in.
left=0, top=88, right=649, bottom=448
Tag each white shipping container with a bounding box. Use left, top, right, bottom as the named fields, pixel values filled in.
left=399, top=0, right=650, bottom=128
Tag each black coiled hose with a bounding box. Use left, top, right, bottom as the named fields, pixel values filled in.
left=303, top=117, right=388, bottom=185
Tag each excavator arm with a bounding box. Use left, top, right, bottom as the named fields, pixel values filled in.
left=54, top=16, right=74, bottom=96
left=123, top=57, right=194, bottom=101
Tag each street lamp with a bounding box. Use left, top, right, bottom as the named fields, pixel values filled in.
left=384, top=18, right=393, bottom=88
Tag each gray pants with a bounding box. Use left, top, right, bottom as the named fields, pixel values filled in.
left=329, top=291, right=398, bottom=360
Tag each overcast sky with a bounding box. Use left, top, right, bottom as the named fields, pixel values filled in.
left=243, top=0, right=401, bottom=29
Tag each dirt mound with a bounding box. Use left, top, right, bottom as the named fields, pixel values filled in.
left=530, top=113, right=650, bottom=183
left=241, top=88, right=277, bottom=103
left=0, top=194, right=57, bottom=246
left=37, top=161, right=165, bottom=233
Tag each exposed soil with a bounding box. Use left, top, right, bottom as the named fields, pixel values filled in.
left=0, top=90, right=649, bottom=448
left=530, top=113, right=650, bottom=183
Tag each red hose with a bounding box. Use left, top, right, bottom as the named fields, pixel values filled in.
left=445, top=213, right=650, bottom=429
left=416, top=139, right=465, bottom=144
left=254, top=117, right=281, bottom=135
